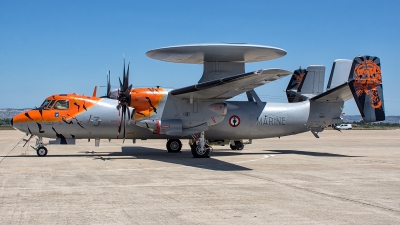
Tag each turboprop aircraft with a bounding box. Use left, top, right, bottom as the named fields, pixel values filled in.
left=11, top=44, right=385, bottom=158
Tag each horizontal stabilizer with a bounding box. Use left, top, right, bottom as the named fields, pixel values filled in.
left=171, top=69, right=291, bottom=99
left=286, top=90, right=309, bottom=103
left=310, top=83, right=353, bottom=102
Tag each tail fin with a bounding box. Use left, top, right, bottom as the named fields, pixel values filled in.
left=348, top=56, right=385, bottom=122
left=326, top=59, right=352, bottom=90
left=286, top=68, right=308, bottom=103
left=311, top=55, right=385, bottom=122
left=286, top=66, right=325, bottom=102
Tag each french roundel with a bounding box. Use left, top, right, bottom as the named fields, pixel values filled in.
left=229, top=115, right=240, bottom=127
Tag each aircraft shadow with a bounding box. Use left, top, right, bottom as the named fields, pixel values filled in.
left=206, top=149, right=360, bottom=158
left=1, top=146, right=253, bottom=171
left=1, top=147, right=360, bottom=171
left=262, top=149, right=361, bottom=157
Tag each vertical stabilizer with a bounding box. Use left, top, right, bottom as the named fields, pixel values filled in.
left=286, top=68, right=308, bottom=103
left=348, top=56, right=385, bottom=122
left=301, top=66, right=325, bottom=95
left=286, top=66, right=325, bottom=103
left=327, top=59, right=352, bottom=90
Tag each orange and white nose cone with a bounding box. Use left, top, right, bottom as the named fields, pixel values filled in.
left=12, top=112, right=30, bottom=132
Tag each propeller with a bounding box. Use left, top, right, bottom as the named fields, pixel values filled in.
left=117, top=60, right=133, bottom=142
left=99, top=70, right=114, bottom=98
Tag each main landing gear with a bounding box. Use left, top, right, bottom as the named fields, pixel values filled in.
left=166, top=139, right=182, bottom=153
left=190, top=131, right=211, bottom=158
left=165, top=132, right=212, bottom=158
left=230, top=141, right=244, bottom=150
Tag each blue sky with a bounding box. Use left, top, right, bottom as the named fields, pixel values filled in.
left=1, top=1, right=399, bottom=115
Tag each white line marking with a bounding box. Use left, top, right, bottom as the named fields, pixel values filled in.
left=236, top=155, right=270, bottom=164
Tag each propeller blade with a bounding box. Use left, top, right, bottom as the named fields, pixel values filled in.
left=124, top=84, right=132, bottom=97
left=125, top=62, right=130, bottom=90
left=127, top=106, right=131, bottom=124
left=122, top=105, right=126, bottom=143
left=119, top=77, right=123, bottom=90
left=131, top=108, right=135, bottom=120
left=107, top=70, right=111, bottom=98
left=117, top=117, right=122, bottom=135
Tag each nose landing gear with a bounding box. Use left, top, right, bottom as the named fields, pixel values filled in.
left=32, top=137, right=48, bottom=157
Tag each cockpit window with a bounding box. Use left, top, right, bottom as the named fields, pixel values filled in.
left=40, top=100, right=52, bottom=108
left=47, top=100, right=56, bottom=109
left=54, top=100, right=69, bottom=110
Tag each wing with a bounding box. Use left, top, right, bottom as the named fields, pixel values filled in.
left=170, top=69, right=292, bottom=99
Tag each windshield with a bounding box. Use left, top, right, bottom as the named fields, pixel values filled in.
left=40, top=100, right=52, bottom=108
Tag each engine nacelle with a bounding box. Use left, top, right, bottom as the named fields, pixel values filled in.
left=136, top=119, right=183, bottom=136
left=204, top=102, right=227, bottom=126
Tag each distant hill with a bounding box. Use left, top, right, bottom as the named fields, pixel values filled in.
left=342, top=115, right=400, bottom=124
left=1, top=108, right=399, bottom=124
left=0, top=108, right=30, bottom=119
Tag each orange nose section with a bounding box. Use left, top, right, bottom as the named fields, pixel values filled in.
left=13, top=112, right=32, bottom=124
left=12, top=112, right=33, bottom=133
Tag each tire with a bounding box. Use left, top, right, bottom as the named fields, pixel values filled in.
left=37, top=147, right=48, bottom=157
left=166, top=139, right=182, bottom=153
left=191, top=143, right=210, bottom=158
left=230, top=141, right=244, bottom=150
left=235, top=141, right=244, bottom=150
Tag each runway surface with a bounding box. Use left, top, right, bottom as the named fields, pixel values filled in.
left=1, top=129, right=399, bottom=224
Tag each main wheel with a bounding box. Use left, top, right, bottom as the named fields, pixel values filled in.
left=37, top=147, right=48, bottom=157
left=166, top=139, right=182, bottom=153
left=191, top=143, right=210, bottom=158
left=235, top=141, right=244, bottom=150
left=230, top=141, right=244, bottom=150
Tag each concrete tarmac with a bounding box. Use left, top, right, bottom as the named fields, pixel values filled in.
left=0, top=129, right=399, bottom=224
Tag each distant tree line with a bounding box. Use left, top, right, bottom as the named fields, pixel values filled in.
left=0, top=118, right=11, bottom=126
left=351, top=121, right=400, bottom=127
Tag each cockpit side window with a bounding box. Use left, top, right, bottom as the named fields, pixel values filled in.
left=40, top=100, right=52, bottom=108
left=54, top=100, right=69, bottom=110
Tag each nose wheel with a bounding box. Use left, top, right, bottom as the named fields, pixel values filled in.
left=31, top=137, right=48, bottom=157
left=37, top=147, right=48, bottom=157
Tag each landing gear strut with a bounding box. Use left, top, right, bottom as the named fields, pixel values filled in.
left=32, top=137, right=48, bottom=157
left=166, top=139, right=182, bottom=153
left=190, top=131, right=211, bottom=158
